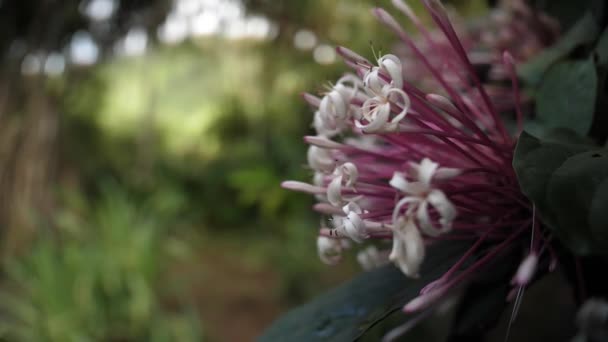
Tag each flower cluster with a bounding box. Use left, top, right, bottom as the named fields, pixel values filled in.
left=283, top=0, right=553, bottom=312
left=394, top=0, right=559, bottom=111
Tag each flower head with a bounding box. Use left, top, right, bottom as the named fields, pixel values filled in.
left=283, top=0, right=554, bottom=313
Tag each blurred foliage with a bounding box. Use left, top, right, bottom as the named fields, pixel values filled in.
left=0, top=186, right=203, bottom=341
left=0, top=0, right=490, bottom=340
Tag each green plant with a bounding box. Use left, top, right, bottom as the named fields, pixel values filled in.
left=0, top=186, right=203, bottom=342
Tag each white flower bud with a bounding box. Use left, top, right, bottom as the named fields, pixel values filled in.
left=512, top=253, right=538, bottom=286
left=357, top=245, right=387, bottom=270
left=307, top=146, right=335, bottom=172
left=317, top=236, right=342, bottom=265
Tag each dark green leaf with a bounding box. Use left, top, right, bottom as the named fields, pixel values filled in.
left=546, top=150, right=608, bottom=254
left=512, top=132, right=608, bottom=255
left=513, top=131, right=588, bottom=202
left=258, top=242, right=469, bottom=342
left=542, top=128, right=599, bottom=146
left=533, top=0, right=605, bottom=31
left=519, top=13, right=599, bottom=86
left=536, top=59, right=598, bottom=135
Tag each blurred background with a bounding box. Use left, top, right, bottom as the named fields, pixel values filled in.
left=0, top=0, right=490, bottom=341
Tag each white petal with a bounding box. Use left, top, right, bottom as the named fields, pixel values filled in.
left=307, top=146, right=335, bottom=172
left=339, top=162, right=358, bottom=187
left=358, top=101, right=391, bottom=133
left=389, top=172, right=409, bottom=192
left=379, top=54, right=403, bottom=89
left=386, top=89, right=410, bottom=130
left=392, top=196, right=421, bottom=227
left=414, top=158, right=439, bottom=186
left=343, top=211, right=368, bottom=243
left=329, top=89, right=347, bottom=119
left=336, top=73, right=363, bottom=88
left=389, top=219, right=425, bottom=277
left=390, top=172, right=428, bottom=196
left=327, top=175, right=343, bottom=206
left=428, top=189, right=456, bottom=228
left=317, top=236, right=342, bottom=265
left=416, top=200, right=438, bottom=237
left=416, top=190, right=456, bottom=236
left=313, top=111, right=340, bottom=137
left=363, top=67, right=385, bottom=94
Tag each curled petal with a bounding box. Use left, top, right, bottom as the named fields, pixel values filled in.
left=315, top=77, right=362, bottom=136
left=337, top=73, right=364, bottom=89
left=357, top=99, right=391, bottom=133
left=384, top=87, right=411, bottom=130
left=416, top=189, right=456, bottom=236
left=378, top=54, right=403, bottom=89
left=411, top=158, right=439, bottom=186
left=313, top=111, right=341, bottom=137
left=331, top=211, right=368, bottom=243
left=320, top=89, right=347, bottom=122
left=392, top=196, right=422, bottom=225
left=337, top=162, right=358, bottom=187
left=327, top=175, right=343, bottom=206
left=363, top=67, right=386, bottom=94
left=327, top=163, right=359, bottom=206
left=389, top=172, right=428, bottom=196
left=389, top=218, right=425, bottom=277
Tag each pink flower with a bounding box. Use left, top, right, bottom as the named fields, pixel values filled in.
left=282, top=0, right=555, bottom=312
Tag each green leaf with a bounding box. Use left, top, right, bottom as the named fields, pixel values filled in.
left=533, top=0, right=605, bottom=31
left=513, top=131, right=589, bottom=202
left=519, top=13, right=599, bottom=86
left=546, top=150, right=608, bottom=254
left=258, top=242, right=469, bottom=342
left=512, top=131, right=608, bottom=255
left=536, top=59, right=598, bottom=136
